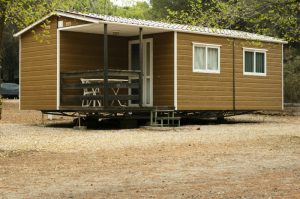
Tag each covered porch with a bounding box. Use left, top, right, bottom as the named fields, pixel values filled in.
left=57, top=21, right=174, bottom=111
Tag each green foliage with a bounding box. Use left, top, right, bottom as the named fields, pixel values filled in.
left=166, top=0, right=300, bottom=43
left=284, top=46, right=300, bottom=103
left=150, top=0, right=189, bottom=20
left=1, top=25, right=18, bottom=82
left=167, top=0, right=233, bottom=28
left=3, top=0, right=57, bottom=28
left=112, top=2, right=151, bottom=19
left=232, top=0, right=299, bottom=44
left=1, top=0, right=151, bottom=33
left=60, top=0, right=115, bottom=15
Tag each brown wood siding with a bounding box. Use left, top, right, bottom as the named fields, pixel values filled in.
left=177, top=33, right=234, bottom=110
left=21, top=17, right=58, bottom=110
left=177, top=32, right=282, bottom=111
left=152, top=32, right=174, bottom=106
left=235, top=40, right=282, bottom=110
left=60, top=32, right=128, bottom=72
left=60, top=32, right=128, bottom=106
left=20, top=16, right=88, bottom=110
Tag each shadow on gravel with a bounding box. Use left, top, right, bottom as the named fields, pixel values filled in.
left=44, top=118, right=143, bottom=130
left=43, top=116, right=262, bottom=130
left=180, top=117, right=262, bottom=126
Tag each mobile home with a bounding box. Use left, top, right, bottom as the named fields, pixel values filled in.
left=14, top=11, right=286, bottom=122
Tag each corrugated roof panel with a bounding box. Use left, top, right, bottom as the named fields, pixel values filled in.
left=14, top=10, right=287, bottom=43
left=65, top=10, right=286, bottom=43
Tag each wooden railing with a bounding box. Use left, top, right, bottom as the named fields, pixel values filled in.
left=60, top=69, right=141, bottom=108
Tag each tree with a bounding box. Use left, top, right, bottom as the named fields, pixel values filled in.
left=0, top=0, right=51, bottom=79
left=113, top=2, right=151, bottom=19
left=166, top=0, right=299, bottom=43
left=1, top=24, right=18, bottom=82
left=284, top=45, right=300, bottom=103
left=61, top=0, right=115, bottom=15
left=150, top=0, right=189, bottom=20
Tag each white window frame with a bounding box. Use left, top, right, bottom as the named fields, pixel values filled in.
left=128, top=38, right=153, bottom=107
left=192, top=42, right=221, bottom=74
left=243, top=47, right=267, bottom=76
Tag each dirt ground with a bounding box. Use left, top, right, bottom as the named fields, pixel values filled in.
left=0, top=100, right=299, bottom=198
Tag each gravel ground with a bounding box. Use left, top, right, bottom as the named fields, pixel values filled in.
left=0, top=100, right=300, bottom=198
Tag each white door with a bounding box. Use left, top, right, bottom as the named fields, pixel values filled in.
left=129, top=38, right=153, bottom=106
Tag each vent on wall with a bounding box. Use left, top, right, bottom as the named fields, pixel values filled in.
left=112, top=31, right=120, bottom=36
left=58, top=21, right=64, bottom=28
left=66, top=22, right=72, bottom=27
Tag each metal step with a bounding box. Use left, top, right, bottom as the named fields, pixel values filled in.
left=150, top=109, right=181, bottom=127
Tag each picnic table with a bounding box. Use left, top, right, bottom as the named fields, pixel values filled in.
left=80, top=78, right=128, bottom=107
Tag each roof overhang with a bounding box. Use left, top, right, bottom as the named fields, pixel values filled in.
left=59, top=22, right=169, bottom=37
left=13, top=11, right=101, bottom=37
left=13, top=10, right=288, bottom=44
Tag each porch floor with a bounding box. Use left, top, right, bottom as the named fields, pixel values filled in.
left=58, top=106, right=175, bottom=113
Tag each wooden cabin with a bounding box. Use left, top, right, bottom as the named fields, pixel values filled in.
left=14, top=11, right=286, bottom=120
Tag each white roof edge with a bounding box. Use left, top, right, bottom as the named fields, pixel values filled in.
left=13, top=10, right=288, bottom=44
left=95, top=20, right=288, bottom=44
left=13, top=11, right=100, bottom=37
left=179, top=29, right=288, bottom=44
left=56, top=11, right=101, bottom=23
left=13, top=13, right=54, bottom=37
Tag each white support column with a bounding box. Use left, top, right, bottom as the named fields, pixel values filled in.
left=139, top=27, right=143, bottom=107
left=56, top=29, right=61, bottom=110
left=19, top=37, right=22, bottom=110
left=282, top=44, right=284, bottom=110
left=174, top=31, right=178, bottom=110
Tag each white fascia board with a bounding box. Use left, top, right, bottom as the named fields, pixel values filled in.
left=192, top=42, right=222, bottom=47
left=58, top=23, right=96, bottom=31
left=13, top=11, right=100, bottom=37
left=55, top=11, right=101, bottom=23
left=242, top=47, right=268, bottom=52
left=13, top=13, right=54, bottom=37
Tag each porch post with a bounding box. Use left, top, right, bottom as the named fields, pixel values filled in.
left=139, top=27, right=143, bottom=107
left=103, top=23, right=109, bottom=107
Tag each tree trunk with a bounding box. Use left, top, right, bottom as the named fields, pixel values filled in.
left=0, top=2, right=7, bottom=83
left=0, top=18, right=4, bottom=83
left=0, top=19, right=4, bottom=49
